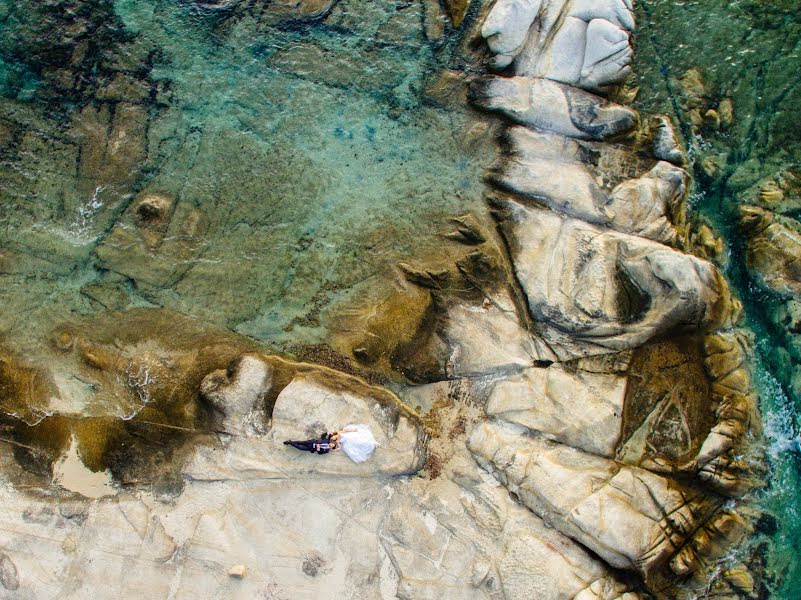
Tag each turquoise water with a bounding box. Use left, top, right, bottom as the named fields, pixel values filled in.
left=635, top=0, right=801, bottom=595
left=0, top=0, right=492, bottom=360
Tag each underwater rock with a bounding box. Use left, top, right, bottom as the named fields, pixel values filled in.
left=468, top=420, right=723, bottom=585
left=492, top=198, right=735, bottom=357
left=470, top=76, right=638, bottom=140
left=740, top=206, right=801, bottom=297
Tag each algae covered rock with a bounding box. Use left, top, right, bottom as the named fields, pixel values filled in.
left=740, top=205, right=801, bottom=297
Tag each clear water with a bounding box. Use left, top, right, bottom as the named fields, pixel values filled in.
left=634, top=0, right=801, bottom=595
left=0, top=0, right=491, bottom=360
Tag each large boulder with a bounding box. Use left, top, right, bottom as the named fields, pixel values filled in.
left=491, top=198, right=736, bottom=357
left=740, top=205, right=801, bottom=297
left=381, top=452, right=641, bottom=600
left=482, top=0, right=635, bottom=92
left=468, top=420, right=724, bottom=583
left=485, top=359, right=627, bottom=456
left=491, top=127, right=687, bottom=243
left=189, top=358, right=428, bottom=479
left=470, top=76, right=638, bottom=140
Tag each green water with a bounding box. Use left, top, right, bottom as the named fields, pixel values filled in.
left=635, top=0, right=801, bottom=596
left=0, top=0, right=491, bottom=361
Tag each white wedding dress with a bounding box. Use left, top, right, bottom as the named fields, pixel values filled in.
left=339, top=424, right=379, bottom=463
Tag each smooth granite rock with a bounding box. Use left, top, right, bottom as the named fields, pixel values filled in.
left=483, top=0, right=635, bottom=92
left=470, top=76, right=638, bottom=140
left=485, top=361, right=627, bottom=456
left=468, top=420, right=724, bottom=583
left=492, top=198, right=735, bottom=357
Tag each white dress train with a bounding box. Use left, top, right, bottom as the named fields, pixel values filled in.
left=339, top=424, right=379, bottom=463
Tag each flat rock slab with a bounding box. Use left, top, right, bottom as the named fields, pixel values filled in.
left=186, top=373, right=427, bottom=479
left=468, top=420, right=722, bottom=580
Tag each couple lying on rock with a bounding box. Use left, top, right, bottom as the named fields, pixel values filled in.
left=284, top=424, right=379, bottom=463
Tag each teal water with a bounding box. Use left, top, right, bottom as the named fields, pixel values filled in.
left=0, top=0, right=491, bottom=362
left=635, top=0, right=801, bottom=596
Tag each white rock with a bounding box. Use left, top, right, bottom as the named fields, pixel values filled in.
left=200, top=353, right=272, bottom=436
left=651, top=115, right=685, bottom=165
left=493, top=199, right=733, bottom=356
left=484, top=0, right=635, bottom=91
left=481, top=0, right=544, bottom=68
left=579, top=18, right=633, bottom=90
left=486, top=362, right=626, bottom=456
left=228, top=564, right=246, bottom=578
left=443, top=285, right=545, bottom=375
left=381, top=452, right=640, bottom=599
left=606, top=161, right=689, bottom=244
left=468, top=421, right=721, bottom=579
left=491, top=129, right=687, bottom=244
left=471, top=76, right=638, bottom=140
left=187, top=373, right=427, bottom=479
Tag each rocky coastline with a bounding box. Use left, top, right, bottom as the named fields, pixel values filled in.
left=0, top=0, right=780, bottom=598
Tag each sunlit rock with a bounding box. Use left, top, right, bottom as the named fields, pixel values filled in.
left=482, top=0, right=635, bottom=91
left=486, top=360, right=627, bottom=456
left=606, top=161, right=689, bottom=245
left=200, top=354, right=273, bottom=436
left=468, top=420, right=722, bottom=584
left=188, top=361, right=427, bottom=479
left=650, top=115, right=685, bottom=165
left=381, top=453, right=641, bottom=599
left=480, top=0, right=542, bottom=69
left=491, top=198, right=736, bottom=357
left=695, top=332, right=763, bottom=496
left=490, top=127, right=687, bottom=243
left=470, top=76, right=638, bottom=140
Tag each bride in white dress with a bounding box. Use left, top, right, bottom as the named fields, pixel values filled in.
left=331, top=424, right=379, bottom=463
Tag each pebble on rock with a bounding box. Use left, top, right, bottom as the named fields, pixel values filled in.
left=228, top=564, right=247, bottom=578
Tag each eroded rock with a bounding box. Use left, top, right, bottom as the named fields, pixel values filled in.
left=483, top=0, right=635, bottom=92
left=740, top=205, right=801, bottom=297
left=490, top=127, right=687, bottom=243
left=468, top=420, right=723, bottom=584
left=486, top=361, right=627, bottom=456
left=492, top=198, right=736, bottom=357
left=470, top=76, right=638, bottom=140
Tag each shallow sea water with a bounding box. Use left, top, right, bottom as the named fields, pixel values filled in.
left=635, top=0, right=801, bottom=596
left=0, top=0, right=799, bottom=596
left=0, top=0, right=491, bottom=358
